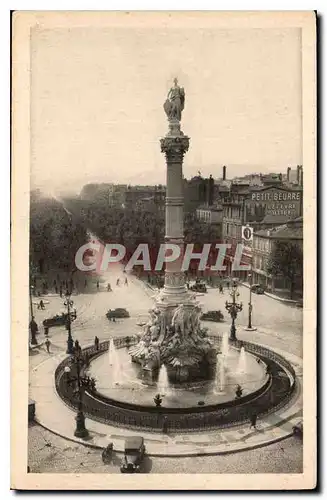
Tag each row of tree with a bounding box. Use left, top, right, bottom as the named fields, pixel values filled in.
left=30, top=191, right=88, bottom=275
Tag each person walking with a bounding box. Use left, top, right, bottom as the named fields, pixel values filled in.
left=116, top=278, right=120, bottom=286
left=125, top=277, right=128, bottom=286
left=45, top=337, right=51, bottom=354
left=249, top=412, right=258, bottom=430
left=74, top=339, right=82, bottom=354
left=59, top=285, right=63, bottom=298
left=219, top=284, right=224, bottom=294
left=107, top=283, right=112, bottom=292
left=97, top=280, right=100, bottom=291
left=55, top=285, right=58, bottom=294
left=94, top=336, right=100, bottom=350
left=162, top=416, right=168, bottom=434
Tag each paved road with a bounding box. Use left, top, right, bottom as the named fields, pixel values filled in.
left=28, top=423, right=302, bottom=474
left=29, top=269, right=302, bottom=473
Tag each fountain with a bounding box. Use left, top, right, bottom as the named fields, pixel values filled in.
left=108, top=338, right=121, bottom=385
left=157, top=364, right=170, bottom=396
left=221, top=331, right=229, bottom=358
left=236, top=347, right=247, bottom=374
left=219, top=356, right=226, bottom=392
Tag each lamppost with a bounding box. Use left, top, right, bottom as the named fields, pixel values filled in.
left=65, top=346, right=96, bottom=438
left=64, top=292, right=74, bottom=354
left=29, top=285, right=38, bottom=346
left=225, top=280, right=243, bottom=341
left=244, top=271, right=257, bottom=331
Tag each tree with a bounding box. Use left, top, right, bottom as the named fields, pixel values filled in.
left=266, top=240, right=303, bottom=299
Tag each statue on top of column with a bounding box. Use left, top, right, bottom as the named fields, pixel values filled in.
left=164, top=78, right=185, bottom=122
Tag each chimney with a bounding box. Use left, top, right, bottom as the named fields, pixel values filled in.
left=222, top=165, right=226, bottom=181
left=287, top=167, right=291, bottom=181
left=207, top=175, right=214, bottom=206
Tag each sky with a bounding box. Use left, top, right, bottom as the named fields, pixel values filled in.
left=30, top=25, right=302, bottom=195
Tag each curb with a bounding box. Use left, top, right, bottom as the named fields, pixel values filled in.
left=240, top=283, right=300, bottom=305
left=33, top=417, right=295, bottom=458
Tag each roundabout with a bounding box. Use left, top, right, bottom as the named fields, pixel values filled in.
left=54, top=334, right=299, bottom=435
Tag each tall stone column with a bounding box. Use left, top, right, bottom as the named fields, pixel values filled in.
left=160, top=124, right=189, bottom=302
left=129, top=79, right=217, bottom=382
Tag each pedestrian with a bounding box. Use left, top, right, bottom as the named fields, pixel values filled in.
left=162, top=416, right=168, bottom=434
left=235, top=385, right=243, bottom=398
left=249, top=412, right=258, bottom=430
left=44, top=326, right=49, bottom=337
left=97, top=281, right=100, bottom=290
left=219, top=284, right=224, bottom=294
left=30, top=317, right=39, bottom=335
left=59, top=286, right=63, bottom=298
left=116, top=278, right=120, bottom=286
left=107, top=283, right=112, bottom=292
left=102, top=443, right=113, bottom=464
left=53, top=279, right=56, bottom=287
left=84, top=279, right=87, bottom=288
left=55, top=285, right=58, bottom=294
left=125, top=277, right=128, bottom=286
left=39, top=299, right=45, bottom=310
left=45, top=338, right=51, bottom=354
left=226, top=280, right=230, bottom=290
left=75, top=339, right=81, bottom=354
left=94, top=336, right=99, bottom=350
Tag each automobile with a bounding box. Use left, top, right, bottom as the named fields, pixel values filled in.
left=120, top=436, right=146, bottom=473
left=189, top=281, right=207, bottom=293
left=251, top=284, right=265, bottom=295
left=106, top=308, right=130, bottom=320
left=28, top=399, right=35, bottom=422
left=292, top=420, right=303, bottom=438
left=43, top=311, right=77, bottom=328
left=200, top=310, right=224, bottom=322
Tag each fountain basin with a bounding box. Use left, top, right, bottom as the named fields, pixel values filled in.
left=55, top=337, right=297, bottom=432
left=89, top=345, right=268, bottom=409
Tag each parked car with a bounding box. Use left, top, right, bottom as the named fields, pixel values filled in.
left=251, top=284, right=265, bottom=295
left=28, top=399, right=35, bottom=422
left=43, top=311, right=76, bottom=328
left=200, top=310, right=224, bottom=322
left=106, top=308, right=130, bottom=320
left=292, top=420, right=303, bottom=438
left=190, top=281, right=207, bottom=293
left=120, top=436, right=146, bottom=473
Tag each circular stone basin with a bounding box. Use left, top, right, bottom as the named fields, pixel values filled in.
left=89, top=346, right=268, bottom=409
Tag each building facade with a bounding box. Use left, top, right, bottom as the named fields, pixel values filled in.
left=252, top=217, right=303, bottom=296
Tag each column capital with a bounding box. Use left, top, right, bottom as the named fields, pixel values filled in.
left=160, top=135, right=190, bottom=163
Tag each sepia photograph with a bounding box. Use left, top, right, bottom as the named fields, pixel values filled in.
left=11, top=10, right=316, bottom=490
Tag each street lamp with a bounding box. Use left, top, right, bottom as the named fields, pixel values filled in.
left=65, top=347, right=96, bottom=439
left=29, top=285, right=38, bottom=346
left=225, top=280, right=243, bottom=341
left=244, top=272, right=257, bottom=331
left=64, top=292, right=74, bottom=355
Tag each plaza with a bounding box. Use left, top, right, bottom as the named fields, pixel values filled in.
left=28, top=267, right=303, bottom=473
